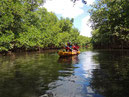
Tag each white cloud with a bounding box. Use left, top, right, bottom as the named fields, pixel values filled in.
left=43, top=0, right=84, bottom=18
left=86, top=0, right=95, bottom=5
left=43, top=0, right=95, bottom=37
left=79, top=0, right=95, bottom=37
left=80, top=16, right=92, bottom=37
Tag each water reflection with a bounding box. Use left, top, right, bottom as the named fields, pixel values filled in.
left=73, top=51, right=103, bottom=97
left=43, top=51, right=103, bottom=97
left=0, top=52, right=68, bottom=97
left=91, top=50, right=129, bottom=97
left=0, top=50, right=129, bottom=97
left=58, top=55, right=79, bottom=65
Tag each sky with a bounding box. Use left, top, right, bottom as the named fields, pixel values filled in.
left=43, top=0, right=95, bottom=37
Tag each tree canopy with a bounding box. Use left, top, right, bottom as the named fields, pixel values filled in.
left=90, top=0, right=129, bottom=49
left=0, top=0, right=90, bottom=52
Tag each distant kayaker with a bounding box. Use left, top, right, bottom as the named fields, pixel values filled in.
left=73, top=43, right=79, bottom=51
left=65, top=42, right=72, bottom=52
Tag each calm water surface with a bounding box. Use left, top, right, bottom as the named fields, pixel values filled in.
left=0, top=50, right=129, bottom=97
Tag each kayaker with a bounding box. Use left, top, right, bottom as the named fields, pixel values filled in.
left=73, top=43, right=79, bottom=51
left=65, top=42, right=72, bottom=52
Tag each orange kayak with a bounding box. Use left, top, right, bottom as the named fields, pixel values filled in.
left=58, top=50, right=80, bottom=57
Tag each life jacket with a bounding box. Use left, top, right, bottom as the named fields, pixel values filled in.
left=66, top=46, right=70, bottom=50
left=73, top=45, right=79, bottom=50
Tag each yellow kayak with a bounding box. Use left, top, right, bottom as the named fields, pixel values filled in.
left=58, top=50, right=80, bottom=57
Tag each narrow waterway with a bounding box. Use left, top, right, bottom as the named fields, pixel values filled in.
left=0, top=50, right=129, bottom=97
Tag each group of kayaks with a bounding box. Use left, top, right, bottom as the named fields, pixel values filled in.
left=58, top=50, right=80, bottom=57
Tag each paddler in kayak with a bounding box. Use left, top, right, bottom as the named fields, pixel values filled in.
left=72, top=43, right=79, bottom=51
left=58, top=42, right=80, bottom=57
left=65, top=42, right=79, bottom=52
left=65, top=42, right=72, bottom=52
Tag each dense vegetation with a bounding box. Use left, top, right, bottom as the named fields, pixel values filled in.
left=0, top=0, right=90, bottom=52
left=90, top=0, right=129, bottom=49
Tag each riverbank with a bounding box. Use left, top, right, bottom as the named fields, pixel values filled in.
left=1, top=46, right=128, bottom=56
left=0, top=47, right=62, bottom=56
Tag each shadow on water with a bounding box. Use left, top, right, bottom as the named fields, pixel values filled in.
left=0, top=50, right=129, bottom=97
left=0, top=51, right=74, bottom=97
left=91, top=50, right=129, bottom=97
left=58, top=55, right=79, bottom=65
left=0, top=51, right=82, bottom=97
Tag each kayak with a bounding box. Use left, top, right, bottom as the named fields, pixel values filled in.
left=58, top=50, right=80, bottom=57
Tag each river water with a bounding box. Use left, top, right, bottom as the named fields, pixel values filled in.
left=0, top=50, right=129, bottom=97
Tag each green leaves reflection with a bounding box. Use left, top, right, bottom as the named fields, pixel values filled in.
left=91, top=50, right=129, bottom=97
left=0, top=52, right=75, bottom=97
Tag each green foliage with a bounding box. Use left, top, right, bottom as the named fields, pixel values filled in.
left=77, top=35, right=91, bottom=46
left=90, top=0, right=129, bottom=49
left=0, top=30, right=14, bottom=51
left=0, top=0, right=90, bottom=52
